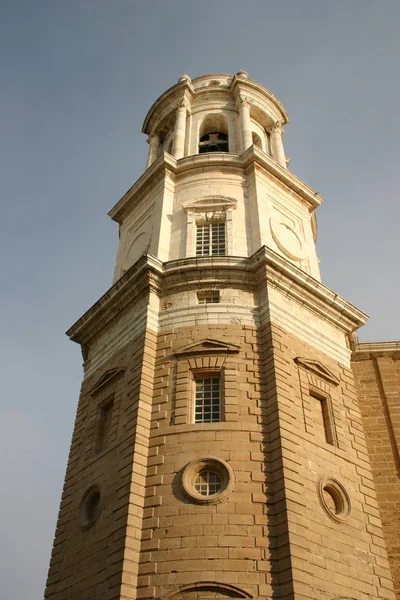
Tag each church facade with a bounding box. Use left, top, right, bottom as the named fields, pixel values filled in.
left=44, top=72, right=399, bottom=600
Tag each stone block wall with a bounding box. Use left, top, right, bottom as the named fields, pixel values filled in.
left=135, top=322, right=395, bottom=600
left=265, top=325, right=395, bottom=600
left=352, top=350, right=400, bottom=599
left=44, top=326, right=157, bottom=600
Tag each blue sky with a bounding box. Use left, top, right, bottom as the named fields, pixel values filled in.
left=1, top=1, right=399, bottom=597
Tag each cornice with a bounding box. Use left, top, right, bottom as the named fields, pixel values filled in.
left=66, top=254, right=163, bottom=347
left=108, top=152, right=177, bottom=224
left=108, top=147, right=323, bottom=224
left=142, top=72, right=290, bottom=135
left=230, top=75, right=290, bottom=124
left=352, top=340, right=400, bottom=360
left=67, top=247, right=368, bottom=349
left=142, top=79, right=195, bottom=135
left=252, top=246, right=368, bottom=333
left=241, top=146, right=323, bottom=210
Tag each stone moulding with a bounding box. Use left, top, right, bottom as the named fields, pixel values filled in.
left=294, top=357, right=340, bottom=386
left=161, top=582, right=253, bottom=600
left=108, top=145, right=323, bottom=225
left=90, top=368, right=125, bottom=395
left=180, top=457, right=235, bottom=505
left=317, top=476, right=352, bottom=523
left=174, top=339, right=241, bottom=357
left=142, top=71, right=289, bottom=137
left=352, top=338, right=400, bottom=360
left=66, top=246, right=368, bottom=349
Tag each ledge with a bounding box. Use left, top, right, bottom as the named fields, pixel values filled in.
left=108, top=147, right=323, bottom=224
left=66, top=247, right=368, bottom=348
left=352, top=339, right=400, bottom=360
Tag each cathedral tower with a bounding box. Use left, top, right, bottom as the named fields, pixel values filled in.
left=45, top=72, right=396, bottom=600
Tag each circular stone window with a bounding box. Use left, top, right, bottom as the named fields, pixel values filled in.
left=317, top=476, right=351, bottom=523
left=181, top=457, right=234, bottom=504
left=78, top=484, right=103, bottom=529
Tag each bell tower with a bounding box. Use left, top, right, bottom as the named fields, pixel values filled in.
left=45, top=72, right=395, bottom=600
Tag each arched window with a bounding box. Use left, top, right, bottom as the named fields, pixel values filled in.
left=199, top=132, right=229, bottom=153
left=252, top=132, right=263, bottom=149
left=198, top=114, right=229, bottom=154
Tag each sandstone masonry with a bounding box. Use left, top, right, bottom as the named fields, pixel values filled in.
left=44, top=72, right=398, bottom=600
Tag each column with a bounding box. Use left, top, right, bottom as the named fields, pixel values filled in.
left=239, top=96, right=253, bottom=152
left=269, top=121, right=287, bottom=168
left=146, top=133, right=160, bottom=168
left=173, top=103, right=187, bottom=159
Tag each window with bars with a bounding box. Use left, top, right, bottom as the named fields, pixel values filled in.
left=197, top=291, right=220, bottom=304
left=194, top=376, right=221, bottom=423
left=194, top=470, right=222, bottom=496
left=196, top=222, right=226, bottom=256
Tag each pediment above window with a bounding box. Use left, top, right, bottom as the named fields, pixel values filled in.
left=294, top=357, right=339, bottom=386
left=183, top=195, right=237, bottom=214
left=175, top=338, right=240, bottom=356
left=90, top=368, right=125, bottom=395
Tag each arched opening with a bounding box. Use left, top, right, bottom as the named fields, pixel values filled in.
left=198, top=114, right=229, bottom=154
left=252, top=132, right=263, bottom=149
left=164, top=582, right=252, bottom=600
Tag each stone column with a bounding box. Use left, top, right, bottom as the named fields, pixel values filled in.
left=269, top=122, right=287, bottom=168
left=146, top=133, right=160, bottom=168
left=173, top=103, right=187, bottom=159
left=239, top=96, right=253, bottom=152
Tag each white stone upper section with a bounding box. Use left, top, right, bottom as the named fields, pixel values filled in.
left=109, top=73, right=323, bottom=284
left=142, top=71, right=290, bottom=168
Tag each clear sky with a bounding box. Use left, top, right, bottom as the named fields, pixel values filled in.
left=1, top=1, right=399, bottom=597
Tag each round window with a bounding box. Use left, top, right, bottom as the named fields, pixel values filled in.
left=194, top=470, right=222, bottom=496
left=181, top=457, right=234, bottom=504
left=318, top=476, right=351, bottom=523
left=78, top=484, right=103, bottom=529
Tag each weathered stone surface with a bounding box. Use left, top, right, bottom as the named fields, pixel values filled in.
left=44, top=73, right=398, bottom=600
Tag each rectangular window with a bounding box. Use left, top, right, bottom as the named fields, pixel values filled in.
left=196, top=223, right=225, bottom=256
left=197, top=291, right=220, bottom=304
left=310, top=390, right=334, bottom=446
left=195, top=377, right=221, bottom=423
left=95, top=396, right=114, bottom=452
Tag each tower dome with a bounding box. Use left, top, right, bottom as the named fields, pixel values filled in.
left=143, top=71, right=289, bottom=165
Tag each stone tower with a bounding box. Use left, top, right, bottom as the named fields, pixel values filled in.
left=45, top=72, right=396, bottom=600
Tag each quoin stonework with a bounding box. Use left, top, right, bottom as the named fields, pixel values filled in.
left=45, top=72, right=400, bottom=600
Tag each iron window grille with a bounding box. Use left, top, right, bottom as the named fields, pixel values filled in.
left=196, top=222, right=226, bottom=256
left=194, top=377, right=221, bottom=423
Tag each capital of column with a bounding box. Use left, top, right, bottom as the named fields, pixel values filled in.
left=267, top=121, right=284, bottom=136
left=238, top=95, right=251, bottom=110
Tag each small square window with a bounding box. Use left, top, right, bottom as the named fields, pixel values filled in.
left=197, top=291, right=220, bottom=304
